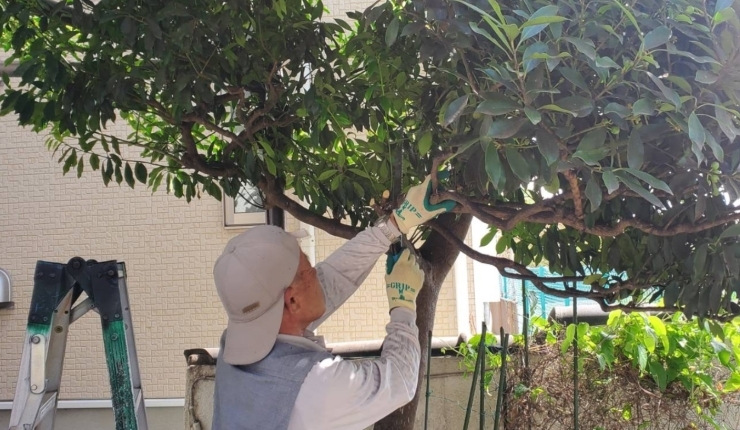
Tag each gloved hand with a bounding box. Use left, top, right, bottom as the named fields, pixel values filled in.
left=393, top=174, right=456, bottom=234
left=385, top=249, right=425, bottom=312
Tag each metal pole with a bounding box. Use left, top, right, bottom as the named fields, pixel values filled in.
left=463, top=322, right=486, bottom=430
left=522, top=280, right=531, bottom=430
left=573, top=291, right=579, bottom=430
left=479, top=322, right=487, bottom=430
left=424, top=330, right=432, bottom=430
left=493, top=328, right=508, bottom=430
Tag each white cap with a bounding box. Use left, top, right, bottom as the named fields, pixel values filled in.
left=213, top=225, right=301, bottom=365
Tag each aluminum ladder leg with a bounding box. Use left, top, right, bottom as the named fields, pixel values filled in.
left=8, top=257, right=148, bottom=430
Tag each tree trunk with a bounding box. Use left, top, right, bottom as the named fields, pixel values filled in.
left=373, top=213, right=472, bottom=430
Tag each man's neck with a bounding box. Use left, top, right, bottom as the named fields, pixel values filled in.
left=279, top=318, right=308, bottom=336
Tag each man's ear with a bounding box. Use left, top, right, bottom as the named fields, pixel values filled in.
left=283, top=286, right=299, bottom=313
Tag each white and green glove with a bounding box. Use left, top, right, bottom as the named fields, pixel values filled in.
left=385, top=249, right=425, bottom=312
left=393, top=174, right=457, bottom=234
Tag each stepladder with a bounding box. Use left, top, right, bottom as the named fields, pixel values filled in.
left=8, top=257, right=148, bottom=430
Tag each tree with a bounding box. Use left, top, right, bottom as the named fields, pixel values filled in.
left=3, top=0, right=740, bottom=428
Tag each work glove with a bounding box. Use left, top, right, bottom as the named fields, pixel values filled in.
left=385, top=249, right=425, bottom=312
left=393, top=174, right=457, bottom=234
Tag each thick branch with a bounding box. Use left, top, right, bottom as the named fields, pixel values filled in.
left=241, top=62, right=282, bottom=139
left=179, top=123, right=240, bottom=177
left=434, top=187, right=740, bottom=237
left=259, top=176, right=361, bottom=240
left=565, top=170, right=584, bottom=219
left=184, top=114, right=245, bottom=148
left=425, top=219, right=607, bottom=301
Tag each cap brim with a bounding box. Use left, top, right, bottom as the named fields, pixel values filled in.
left=222, top=298, right=284, bottom=365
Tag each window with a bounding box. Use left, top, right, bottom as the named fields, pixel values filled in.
left=223, top=183, right=284, bottom=228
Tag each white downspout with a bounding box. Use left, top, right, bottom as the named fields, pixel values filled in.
left=471, top=218, right=502, bottom=330
left=454, top=252, right=471, bottom=337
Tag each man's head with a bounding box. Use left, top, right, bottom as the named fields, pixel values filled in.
left=213, top=226, right=325, bottom=365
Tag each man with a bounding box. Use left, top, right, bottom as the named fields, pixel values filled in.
left=211, top=176, right=455, bottom=430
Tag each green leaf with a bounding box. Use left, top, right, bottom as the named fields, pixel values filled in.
left=649, top=361, right=667, bottom=391
left=535, top=130, right=559, bottom=166
left=505, top=147, right=530, bottom=182
left=637, top=345, right=648, bottom=371
left=648, top=316, right=669, bottom=351
left=559, top=67, right=589, bottom=92
left=541, top=104, right=576, bottom=116
left=134, top=162, right=147, bottom=184
left=720, top=223, right=740, bottom=239
left=714, top=7, right=737, bottom=25
left=632, top=99, right=655, bottom=116
left=614, top=171, right=665, bottom=209
left=716, top=0, right=734, bottom=14
left=89, top=153, right=100, bottom=171
left=480, top=228, right=496, bottom=246
left=62, top=150, right=77, bottom=175
left=604, top=103, right=630, bottom=119
left=706, top=132, right=724, bottom=161
left=418, top=131, right=433, bottom=155
left=688, top=112, right=706, bottom=146
left=124, top=163, right=135, bottom=188
left=647, top=72, right=682, bottom=110
left=715, top=103, right=739, bottom=141
left=487, top=117, right=528, bottom=139
left=563, top=37, right=596, bottom=61
left=524, top=107, right=542, bottom=125
left=696, top=70, right=719, bottom=84
left=562, top=324, right=576, bottom=354
left=475, top=98, right=520, bottom=116
left=622, top=169, right=673, bottom=194
left=663, top=281, right=681, bottom=308
left=520, top=5, right=563, bottom=41
left=469, top=21, right=508, bottom=53
left=318, top=169, right=337, bottom=181
left=485, top=143, right=505, bottom=189
left=627, top=130, right=644, bottom=170
left=385, top=17, right=400, bottom=47
left=76, top=156, right=84, bottom=179
left=554, top=96, right=593, bottom=117
left=602, top=170, right=619, bottom=194
left=523, top=41, right=548, bottom=74
left=578, top=128, right=607, bottom=151
left=642, top=26, right=671, bottom=50
left=594, top=56, right=619, bottom=69
left=349, top=168, right=371, bottom=179
left=443, top=95, right=468, bottom=126
left=725, top=372, right=740, bottom=392
left=695, top=245, right=709, bottom=282
left=585, top=177, right=602, bottom=212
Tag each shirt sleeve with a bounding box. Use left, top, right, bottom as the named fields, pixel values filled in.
left=308, top=223, right=401, bottom=331
left=289, top=308, right=421, bottom=430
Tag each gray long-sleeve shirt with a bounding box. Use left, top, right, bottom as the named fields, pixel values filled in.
left=281, top=225, right=421, bottom=430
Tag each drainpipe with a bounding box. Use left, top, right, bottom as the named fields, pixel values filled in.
left=454, top=252, right=471, bottom=336
left=471, top=218, right=502, bottom=329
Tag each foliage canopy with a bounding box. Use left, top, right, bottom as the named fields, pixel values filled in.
left=3, top=0, right=740, bottom=320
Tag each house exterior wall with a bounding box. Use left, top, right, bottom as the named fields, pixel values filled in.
left=0, top=112, right=461, bottom=401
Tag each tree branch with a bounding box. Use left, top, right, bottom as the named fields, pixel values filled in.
left=565, top=170, right=584, bottom=219
left=183, top=113, right=246, bottom=148
left=432, top=186, right=740, bottom=237
left=425, top=219, right=603, bottom=298
left=259, top=175, right=361, bottom=240
left=179, top=123, right=240, bottom=177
